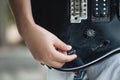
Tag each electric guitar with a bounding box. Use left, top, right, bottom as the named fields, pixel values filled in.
left=31, top=0, right=120, bottom=71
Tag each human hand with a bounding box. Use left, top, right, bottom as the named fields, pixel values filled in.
left=9, top=0, right=77, bottom=68
left=22, top=24, right=77, bottom=68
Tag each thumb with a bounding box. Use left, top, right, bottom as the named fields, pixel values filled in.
left=54, top=37, right=72, bottom=51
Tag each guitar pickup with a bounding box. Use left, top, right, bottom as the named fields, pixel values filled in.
left=70, top=0, right=88, bottom=23
left=91, top=0, right=111, bottom=22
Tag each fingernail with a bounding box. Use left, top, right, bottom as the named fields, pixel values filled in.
left=67, top=45, right=72, bottom=50
left=73, top=54, right=77, bottom=58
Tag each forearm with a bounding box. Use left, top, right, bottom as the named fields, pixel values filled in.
left=9, top=0, right=35, bottom=35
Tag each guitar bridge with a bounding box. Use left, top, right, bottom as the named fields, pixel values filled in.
left=70, top=0, right=87, bottom=23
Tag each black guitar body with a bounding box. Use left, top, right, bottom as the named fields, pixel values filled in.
left=31, top=0, right=120, bottom=71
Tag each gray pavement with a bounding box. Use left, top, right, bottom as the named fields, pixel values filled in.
left=0, top=46, right=47, bottom=80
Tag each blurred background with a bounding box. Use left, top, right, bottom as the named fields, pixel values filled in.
left=0, top=0, right=47, bottom=80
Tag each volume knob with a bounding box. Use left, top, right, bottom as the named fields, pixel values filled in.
left=84, top=29, right=96, bottom=39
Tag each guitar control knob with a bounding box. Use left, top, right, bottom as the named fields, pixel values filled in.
left=84, top=29, right=96, bottom=39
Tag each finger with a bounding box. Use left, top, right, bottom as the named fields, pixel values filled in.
left=52, top=50, right=77, bottom=63
left=57, top=49, right=67, bottom=55
left=54, top=37, right=72, bottom=51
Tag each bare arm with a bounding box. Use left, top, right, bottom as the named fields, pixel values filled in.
left=9, top=0, right=77, bottom=68
left=9, top=0, right=34, bottom=36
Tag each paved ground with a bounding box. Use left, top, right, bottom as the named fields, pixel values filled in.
left=0, top=46, right=47, bottom=80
